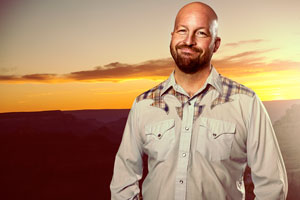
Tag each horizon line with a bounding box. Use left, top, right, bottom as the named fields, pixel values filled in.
left=1, top=98, right=300, bottom=114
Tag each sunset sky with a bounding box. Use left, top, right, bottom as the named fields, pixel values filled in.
left=1, top=0, right=300, bottom=113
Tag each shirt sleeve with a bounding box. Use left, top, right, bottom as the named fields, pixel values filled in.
left=246, top=95, right=288, bottom=200
left=110, top=99, right=144, bottom=200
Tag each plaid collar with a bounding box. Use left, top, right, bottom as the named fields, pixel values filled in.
left=161, top=66, right=223, bottom=98
left=136, top=66, right=254, bottom=120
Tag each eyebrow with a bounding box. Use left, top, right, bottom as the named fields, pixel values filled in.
left=175, top=25, right=207, bottom=30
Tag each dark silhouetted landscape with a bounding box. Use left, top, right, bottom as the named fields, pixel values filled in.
left=0, top=100, right=299, bottom=200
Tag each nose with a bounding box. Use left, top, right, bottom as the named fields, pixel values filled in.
left=183, top=33, right=196, bottom=46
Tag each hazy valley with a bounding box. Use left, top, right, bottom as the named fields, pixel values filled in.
left=0, top=99, right=299, bottom=199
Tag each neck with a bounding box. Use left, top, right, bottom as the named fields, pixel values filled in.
left=174, top=64, right=211, bottom=97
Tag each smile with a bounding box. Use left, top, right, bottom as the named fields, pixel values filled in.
left=178, top=47, right=199, bottom=54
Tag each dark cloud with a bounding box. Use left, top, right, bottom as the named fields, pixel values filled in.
left=0, top=50, right=299, bottom=84
left=22, top=74, right=57, bottom=80
left=0, top=59, right=175, bottom=83
left=213, top=49, right=299, bottom=77
left=67, top=58, right=175, bottom=81
left=0, top=74, right=59, bottom=83
left=0, top=75, right=18, bottom=81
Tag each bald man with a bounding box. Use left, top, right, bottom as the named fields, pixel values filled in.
left=110, top=2, right=287, bottom=200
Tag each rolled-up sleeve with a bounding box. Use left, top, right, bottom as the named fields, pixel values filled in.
left=110, top=100, right=144, bottom=200
left=247, top=95, right=288, bottom=199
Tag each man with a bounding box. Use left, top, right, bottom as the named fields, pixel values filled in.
left=110, top=2, right=288, bottom=200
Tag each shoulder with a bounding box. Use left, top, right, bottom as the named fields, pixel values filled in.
left=219, top=74, right=255, bottom=98
left=211, top=74, right=256, bottom=109
left=136, top=80, right=167, bottom=103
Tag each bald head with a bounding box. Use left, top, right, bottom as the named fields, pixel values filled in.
left=170, top=2, right=221, bottom=75
left=174, top=2, right=219, bottom=38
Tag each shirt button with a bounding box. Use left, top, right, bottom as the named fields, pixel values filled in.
left=182, top=153, right=186, bottom=157
left=185, top=127, right=189, bottom=131
left=179, top=180, right=183, bottom=184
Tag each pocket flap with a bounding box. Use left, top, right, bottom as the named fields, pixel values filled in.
left=199, top=117, right=236, bottom=138
left=145, top=119, right=175, bottom=138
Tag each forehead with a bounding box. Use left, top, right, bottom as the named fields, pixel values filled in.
left=175, top=10, right=212, bottom=29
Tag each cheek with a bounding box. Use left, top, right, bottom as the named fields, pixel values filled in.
left=198, top=40, right=214, bottom=52
left=170, top=42, right=180, bottom=54
left=171, top=36, right=184, bottom=47
left=170, top=39, right=177, bottom=48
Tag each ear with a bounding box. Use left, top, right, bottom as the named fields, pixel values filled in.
left=213, top=37, right=221, bottom=53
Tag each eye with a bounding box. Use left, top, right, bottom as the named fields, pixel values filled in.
left=196, top=30, right=208, bottom=37
left=177, top=29, right=187, bottom=35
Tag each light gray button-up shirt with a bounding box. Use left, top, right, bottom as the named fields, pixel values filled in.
left=110, top=67, right=288, bottom=200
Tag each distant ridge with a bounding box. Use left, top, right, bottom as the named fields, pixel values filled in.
left=63, top=109, right=130, bottom=123
left=262, top=99, right=300, bottom=123
left=0, top=110, right=63, bottom=119
left=0, top=99, right=299, bottom=123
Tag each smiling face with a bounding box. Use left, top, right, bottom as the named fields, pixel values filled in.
left=170, top=2, right=221, bottom=74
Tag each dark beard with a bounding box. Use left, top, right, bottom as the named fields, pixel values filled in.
left=170, top=44, right=209, bottom=74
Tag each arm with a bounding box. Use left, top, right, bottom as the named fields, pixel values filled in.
left=110, top=100, right=144, bottom=200
left=246, top=95, right=288, bottom=200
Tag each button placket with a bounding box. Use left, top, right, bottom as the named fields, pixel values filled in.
left=174, top=96, right=196, bottom=200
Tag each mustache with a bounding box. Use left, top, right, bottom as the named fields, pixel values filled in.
left=176, top=44, right=201, bottom=53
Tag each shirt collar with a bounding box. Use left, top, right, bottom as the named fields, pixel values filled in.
left=160, top=66, right=223, bottom=96
left=161, top=71, right=176, bottom=95
left=208, top=66, right=223, bottom=95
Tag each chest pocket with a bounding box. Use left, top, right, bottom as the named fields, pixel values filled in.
left=196, top=117, right=236, bottom=161
left=144, top=119, right=175, bottom=162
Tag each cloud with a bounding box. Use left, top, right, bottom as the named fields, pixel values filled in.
left=22, top=74, right=58, bottom=81
left=0, top=59, right=175, bottom=83
left=219, top=49, right=273, bottom=61
left=68, top=58, right=174, bottom=81
left=0, top=49, right=299, bottom=84
left=0, top=74, right=60, bottom=83
left=0, top=75, right=18, bottom=81
left=224, top=39, right=266, bottom=47
left=213, top=49, right=300, bottom=77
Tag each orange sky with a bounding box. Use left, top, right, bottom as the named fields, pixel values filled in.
left=1, top=0, right=300, bottom=113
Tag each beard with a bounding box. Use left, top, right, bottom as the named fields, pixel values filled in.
left=170, top=43, right=210, bottom=74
